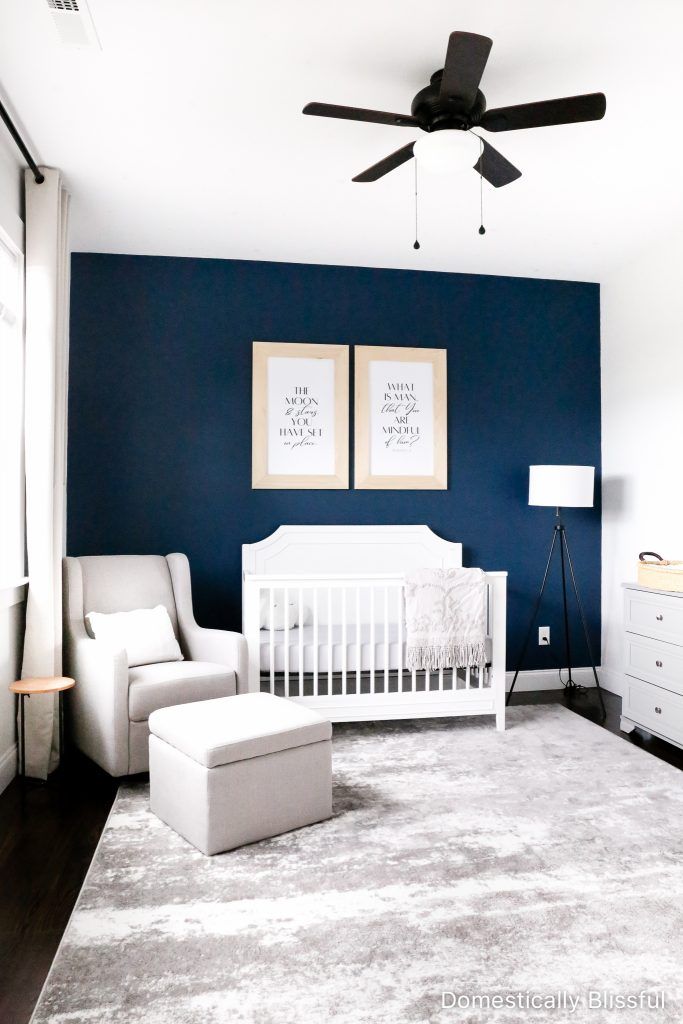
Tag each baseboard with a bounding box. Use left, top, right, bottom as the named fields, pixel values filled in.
left=0, top=742, right=17, bottom=796
left=507, top=667, right=616, bottom=693
left=597, top=667, right=625, bottom=698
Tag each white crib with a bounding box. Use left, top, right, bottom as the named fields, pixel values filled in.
left=242, top=525, right=507, bottom=729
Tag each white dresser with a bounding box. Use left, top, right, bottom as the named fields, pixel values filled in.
left=621, top=583, right=683, bottom=750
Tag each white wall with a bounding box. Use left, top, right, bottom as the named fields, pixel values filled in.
left=0, top=130, right=22, bottom=236
left=0, top=129, right=24, bottom=794
left=601, top=230, right=683, bottom=693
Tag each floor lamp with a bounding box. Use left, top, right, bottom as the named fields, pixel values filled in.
left=507, top=465, right=606, bottom=717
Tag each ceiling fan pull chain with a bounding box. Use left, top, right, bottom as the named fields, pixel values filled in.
left=478, top=137, right=486, bottom=236
left=413, top=157, right=420, bottom=250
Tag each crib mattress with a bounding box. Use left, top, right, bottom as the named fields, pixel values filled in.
left=259, top=624, right=492, bottom=674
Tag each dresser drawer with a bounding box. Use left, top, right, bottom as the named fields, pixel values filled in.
left=624, top=635, right=683, bottom=697
left=624, top=588, right=683, bottom=645
left=623, top=676, right=683, bottom=746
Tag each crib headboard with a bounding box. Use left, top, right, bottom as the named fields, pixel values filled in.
left=242, top=525, right=462, bottom=577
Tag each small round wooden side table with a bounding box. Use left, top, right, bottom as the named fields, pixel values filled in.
left=9, top=676, right=75, bottom=779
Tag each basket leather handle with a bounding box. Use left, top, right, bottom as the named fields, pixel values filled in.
left=639, top=551, right=664, bottom=563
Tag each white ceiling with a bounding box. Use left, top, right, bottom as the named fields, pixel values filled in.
left=1, top=0, right=682, bottom=281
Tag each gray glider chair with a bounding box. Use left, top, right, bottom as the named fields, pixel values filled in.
left=63, top=553, right=248, bottom=776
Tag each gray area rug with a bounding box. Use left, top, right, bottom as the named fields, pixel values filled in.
left=32, top=707, right=683, bottom=1023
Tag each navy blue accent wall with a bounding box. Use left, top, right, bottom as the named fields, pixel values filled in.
left=68, top=255, right=601, bottom=670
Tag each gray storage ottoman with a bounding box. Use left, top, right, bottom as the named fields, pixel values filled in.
left=148, top=692, right=332, bottom=855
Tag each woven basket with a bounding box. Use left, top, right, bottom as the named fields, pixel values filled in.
left=637, top=552, right=683, bottom=592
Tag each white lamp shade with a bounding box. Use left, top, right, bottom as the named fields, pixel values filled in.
left=529, top=465, right=595, bottom=508
left=413, top=130, right=480, bottom=175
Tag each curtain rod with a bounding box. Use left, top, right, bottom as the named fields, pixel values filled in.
left=0, top=97, right=44, bottom=184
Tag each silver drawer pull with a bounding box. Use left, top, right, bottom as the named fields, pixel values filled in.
left=655, top=660, right=663, bottom=668
left=655, top=706, right=662, bottom=714
left=656, top=614, right=664, bottom=621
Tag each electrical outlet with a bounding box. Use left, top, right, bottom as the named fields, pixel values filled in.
left=538, top=626, right=550, bottom=646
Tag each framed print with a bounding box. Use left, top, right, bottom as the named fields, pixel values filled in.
left=355, top=345, right=447, bottom=490
left=252, top=341, right=349, bottom=489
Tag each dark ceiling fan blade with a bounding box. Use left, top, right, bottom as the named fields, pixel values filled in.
left=480, top=92, right=606, bottom=132
left=440, top=31, right=493, bottom=107
left=352, top=142, right=416, bottom=182
left=473, top=138, right=522, bottom=187
left=302, top=102, right=420, bottom=128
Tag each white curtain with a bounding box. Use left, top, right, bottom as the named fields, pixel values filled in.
left=20, top=168, right=70, bottom=779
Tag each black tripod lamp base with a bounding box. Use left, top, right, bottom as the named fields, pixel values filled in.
left=507, top=516, right=605, bottom=719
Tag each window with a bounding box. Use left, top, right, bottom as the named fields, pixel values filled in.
left=0, top=228, right=24, bottom=584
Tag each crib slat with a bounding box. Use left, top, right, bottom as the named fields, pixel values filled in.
left=269, top=587, right=275, bottom=694
left=452, top=666, right=457, bottom=691
left=298, top=586, right=304, bottom=697
left=412, top=667, right=416, bottom=692
left=466, top=665, right=470, bottom=690
left=342, top=586, right=348, bottom=696
left=327, top=587, right=333, bottom=696
left=313, top=587, right=319, bottom=697
left=384, top=586, right=389, bottom=693
left=284, top=586, right=290, bottom=698
left=370, top=588, right=375, bottom=694
left=397, top=585, right=403, bottom=692
left=438, top=667, right=444, bottom=691
left=355, top=586, right=361, bottom=694
left=425, top=669, right=429, bottom=693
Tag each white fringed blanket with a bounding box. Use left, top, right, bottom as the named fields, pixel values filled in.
left=405, top=567, right=487, bottom=671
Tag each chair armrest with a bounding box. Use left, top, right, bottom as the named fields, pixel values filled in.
left=66, top=623, right=131, bottom=776
left=182, top=625, right=249, bottom=695
left=166, top=552, right=250, bottom=694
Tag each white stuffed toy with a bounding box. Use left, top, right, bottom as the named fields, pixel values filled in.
left=259, top=591, right=311, bottom=630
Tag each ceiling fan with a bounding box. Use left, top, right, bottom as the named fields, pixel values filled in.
left=303, top=31, right=606, bottom=188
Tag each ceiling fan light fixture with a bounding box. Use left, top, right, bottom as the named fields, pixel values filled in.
left=413, top=130, right=480, bottom=175
left=304, top=31, right=605, bottom=189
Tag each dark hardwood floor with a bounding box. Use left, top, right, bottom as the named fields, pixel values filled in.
left=0, top=688, right=681, bottom=1024
left=0, top=752, right=118, bottom=1024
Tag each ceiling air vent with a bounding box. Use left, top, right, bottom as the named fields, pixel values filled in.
left=45, top=0, right=101, bottom=48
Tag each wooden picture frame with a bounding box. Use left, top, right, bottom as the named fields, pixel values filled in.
left=354, top=345, right=447, bottom=490
left=252, top=341, right=349, bottom=489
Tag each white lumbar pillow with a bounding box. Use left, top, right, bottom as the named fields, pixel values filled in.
left=85, top=605, right=183, bottom=668
left=259, top=591, right=311, bottom=630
